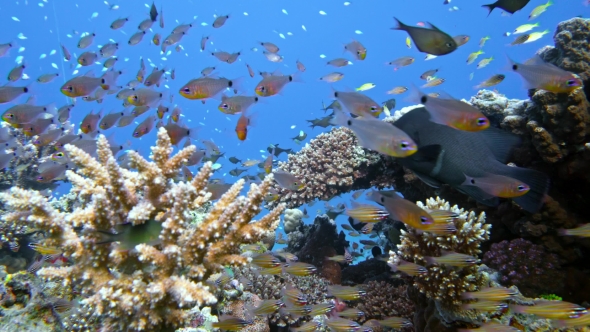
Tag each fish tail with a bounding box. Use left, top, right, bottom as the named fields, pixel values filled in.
left=391, top=17, right=406, bottom=30
left=482, top=4, right=496, bottom=16
left=557, top=228, right=569, bottom=236
left=500, top=166, right=549, bottom=213
left=424, top=256, right=437, bottom=266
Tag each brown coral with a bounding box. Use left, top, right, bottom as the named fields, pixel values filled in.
left=354, top=281, right=415, bottom=323
left=0, top=128, right=285, bottom=331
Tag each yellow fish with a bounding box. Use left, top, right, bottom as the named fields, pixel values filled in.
left=355, top=83, right=376, bottom=91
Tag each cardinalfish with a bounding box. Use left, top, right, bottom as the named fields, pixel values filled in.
left=325, top=317, right=362, bottom=331
left=279, top=303, right=312, bottom=319
left=255, top=71, right=300, bottom=97
left=461, top=287, right=517, bottom=301
left=459, top=322, right=519, bottom=332
left=551, top=312, right=590, bottom=329
left=331, top=110, right=417, bottom=158
left=510, top=300, right=587, bottom=320
left=290, top=321, right=322, bottom=332
left=388, top=260, right=428, bottom=277
left=218, top=94, right=259, bottom=115
left=379, top=316, right=413, bottom=329
left=179, top=76, right=242, bottom=103
left=508, top=56, right=583, bottom=94
left=462, top=301, right=508, bottom=312
left=275, top=251, right=297, bottom=261
left=246, top=299, right=284, bottom=316
left=211, top=315, right=253, bottom=331
left=345, top=201, right=389, bottom=223
left=344, top=40, right=367, bottom=60
left=559, top=223, right=590, bottom=237
left=251, top=252, right=281, bottom=269
left=264, top=189, right=280, bottom=203
left=462, top=173, right=530, bottom=198
left=328, top=285, right=366, bottom=301
left=367, top=190, right=456, bottom=233
left=407, top=86, right=490, bottom=132
left=60, top=70, right=117, bottom=98
left=338, top=308, right=365, bottom=319
left=235, top=111, right=255, bottom=141
left=281, top=286, right=308, bottom=306
left=425, top=251, right=479, bottom=267
left=332, top=90, right=381, bottom=117
left=283, top=262, right=317, bottom=277
left=273, top=169, right=304, bottom=191
left=259, top=265, right=283, bottom=276
left=263, top=150, right=274, bottom=174
left=309, top=303, right=335, bottom=316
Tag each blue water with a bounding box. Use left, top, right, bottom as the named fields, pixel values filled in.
left=0, top=0, right=587, bottom=250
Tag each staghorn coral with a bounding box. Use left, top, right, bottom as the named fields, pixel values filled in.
left=354, top=281, right=415, bottom=325
left=483, top=238, right=563, bottom=298
left=269, top=127, right=393, bottom=208
left=388, top=197, right=490, bottom=307
left=0, top=127, right=285, bottom=331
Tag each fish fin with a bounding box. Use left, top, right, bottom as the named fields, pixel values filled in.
left=426, top=22, right=443, bottom=32
left=329, top=108, right=350, bottom=127
left=481, top=3, right=497, bottom=16
left=456, top=184, right=500, bottom=206
left=390, top=17, right=407, bottom=30
left=478, top=126, right=521, bottom=163
left=413, top=171, right=443, bottom=188
left=500, top=166, right=549, bottom=213
left=409, top=144, right=441, bottom=163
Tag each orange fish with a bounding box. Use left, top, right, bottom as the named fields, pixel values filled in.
left=132, top=115, right=156, bottom=138
left=235, top=112, right=254, bottom=141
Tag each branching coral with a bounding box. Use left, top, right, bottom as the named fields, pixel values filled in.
left=0, top=127, right=285, bottom=331
left=354, top=281, right=415, bottom=323
left=388, top=197, right=490, bottom=307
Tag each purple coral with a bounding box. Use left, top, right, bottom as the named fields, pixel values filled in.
left=483, top=238, right=563, bottom=297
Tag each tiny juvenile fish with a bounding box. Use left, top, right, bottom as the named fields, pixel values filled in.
left=296, top=59, right=306, bottom=72
left=479, top=36, right=490, bottom=47
left=391, top=17, right=457, bottom=56
left=356, top=83, right=376, bottom=91
left=467, top=50, right=484, bottom=65
left=331, top=109, right=417, bottom=157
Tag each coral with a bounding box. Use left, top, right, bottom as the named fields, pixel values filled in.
left=341, top=258, right=394, bottom=285
left=232, top=266, right=330, bottom=327
left=388, top=197, right=490, bottom=307
left=220, top=292, right=270, bottom=332
left=288, top=214, right=348, bottom=284
left=483, top=238, right=563, bottom=297
left=0, top=128, right=285, bottom=331
left=353, top=281, right=415, bottom=324
left=283, top=208, right=303, bottom=233
left=268, top=127, right=393, bottom=208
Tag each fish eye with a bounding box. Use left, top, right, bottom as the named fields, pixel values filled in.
left=419, top=216, right=430, bottom=224
left=446, top=42, right=453, bottom=48
left=221, top=103, right=229, bottom=109
left=67, top=86, right=73, bottom=92
left=477, top=118, right=488, bottom=126
left=566, top=79, right=577, bottom=86
left=370, top=106, right=378, bottom=111
left=399, top=140, right=411, bottom=149
left=36, top=176, right=44, bottom=181
left=5, top=113, right=13, bottom=118
left=183, top=87, right=191, bottom=93
left=259, top=86, right=265, bottom=92
left=517, top=185, right=527, bottom=191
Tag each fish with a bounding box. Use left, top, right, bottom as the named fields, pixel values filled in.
left=127, top=88, right=163, bottom=107
left=296, top=59, right=306, bottom=72
left=458, top=322, right=519, bottom=332
left=367, top=190, right=455, bottom=231
left=379, top=316, right=413, bottom=329
left=482, top=0, right=531, bottom=15
left=388, top=56, right=415, bottom=69
left=559, top=223, right=590, bottom=237
left=0, top=43, right=13, bottom=57
left=8, top=64, right=25, bottom=82
left=307, top=116, right=333, bottom=129
left=279, top=303, right=312, bottom=319
left=96, top=219, right=163, bottom=250
left=212, top=15, right=230, bottom=28
left=408, top=87, right=490, bottom=132
left=420, top=69, right=439, bottom=80
left=77, top=33, right=96, bottom=49
left=259, top=41, right=279, bottom=53
left=33, top=128, right=63, bottom=147
left=319, top=72, right=345, bottom=83
left=479, top=36, right=490, bottom=47
left=331, top=108, right=417, bottom=157
left=388, top=260, right=428, bottom=276
left=387, top=86, right=408, bottom=95
left=281, top=285, right=308, bottom=306
left=128, top=31, right=146, bottom=46
left=325, top=317, right=361, bottom=331
left=144, top=68, right=166, bottom=87
left=161, top=121, right=198, bottom=146
left=461, top=286, right=517, bottom=301
left=37, top=73, right=59, bottom=84
left=514, top=22, right=539, bottom=34
left=344, top=40, right=367, bottom=60
left=507, top=56, right=583, bottom=94
left=2, top=103, right=56, bottom=125
left=510, top=300, right=587, bottom=320
left=235, top=112, right=254, bottom=141
left=453, top=35, right=470, bottom=47
left=80, top=109, right=103, bottom=134
left=422, top=78, right=445, bottom=88
left=103, top=57, right=118, bottom=68
left=267, top=144, right=291, bottom=157
left=180, top=76, right=241, bottom=102
left=467, top=50, right=485, bottom=65
left=60, top=70, right=115, bottom=98
left=283, top=262, right=317, bottom=276
left=477, top=57, right=494, bottom=69
left=110, top=17, right=129, bottom=29
left=529, top=0, right=553, bottom=20
left=327, top=58, right=351, bottom=67
left=99, top=42, right=118, bottom=58
left=327, top=285, right=366, bottom=301
left=246, top=299, right=284, bottom=316
left=309, top=303, right=335, bottom=317
left=211, top=315, right=252, bottom=331
left=425, top=251, right=479, bottom=267
left=462, top=301, right=507, bottom=312
left=255, top=71, right=299, bottom=97
left=132, top=115, right=156, bottom=138
left=229, top=168, right=247, bottom=177
left=149, top=1, right=158, bottom=21
left=475, top=74, right=505, bottom=89
left=332, top=90, right=381, bottom=117
left=356, top=83, right=376, bottom=91
left=405, top=36, right=412, bottom=48
left=200, top=35, right=210, bottom=51
left=338, top=308, right=365, bottom=319
left=345, top=201, right=389, bottom=223
left=218, top=94, right=259, bottom=115
left=510, top=34, right=530, bottom=46
left=138, top=18, right=153, bottom=31
left=462, top=173, right=530, bottom=198
left=98, top=111, right=124, bottom=131
left=391, top=18, right=457, bottom=56
left=201, top=66, right=216, bottom=77
left=392, top=107, right=550, bottom=213
left=524, top=29, right=550, bottom=43
left=273, top=169, right=304, bottom=191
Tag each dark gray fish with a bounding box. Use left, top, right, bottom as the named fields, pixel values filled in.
left=482, top=0, right=531, bottom=15
left=267, top=144, right=292, bottom=157
left=307, top=116, right=333, bottom=129
left=391, top=17, right=457, bottom=56
left=382, top=98, right=396, bottom=111
left=203, top=152, right=224, bottom=164
left=229, top=156, right=241, bottom=164
left=229, top=168, right=247, bottom=176
left=291, top=131, right=307, bottom=142
left=150, top=1, right=158, bottom=22
left=393, top=107, right=549, bottom=213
